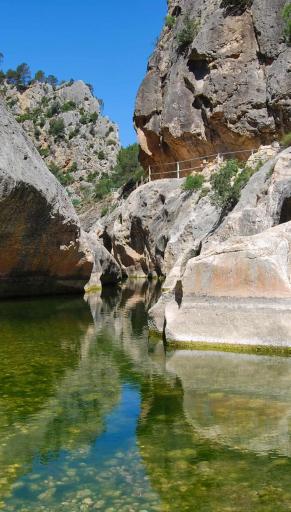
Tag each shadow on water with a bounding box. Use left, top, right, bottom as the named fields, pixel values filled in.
left=1, top=282, right=291, bottom=510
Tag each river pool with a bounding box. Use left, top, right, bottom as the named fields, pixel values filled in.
left=1, top=281, right=291, bottom=511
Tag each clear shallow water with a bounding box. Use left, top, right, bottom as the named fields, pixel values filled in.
left=1, top=283, right=291, bottom=511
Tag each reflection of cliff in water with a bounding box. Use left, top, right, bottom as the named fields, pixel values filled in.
left=0, top=281, right=163, bottom=500
left=165, top=350, right=291, bottom=457
left=0, top=296, right=122, bottom=497
left=135, top=347, right=291, bottom=511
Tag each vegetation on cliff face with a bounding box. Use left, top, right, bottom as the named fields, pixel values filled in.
left=210, top=159, right=259, bottom=210
left=0, top=54, right=120, bottom=210
left=94, top=144, right=145, bottom=200
left=282, top=2, right=291, bottom=43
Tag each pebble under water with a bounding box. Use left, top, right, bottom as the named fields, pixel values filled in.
left=1, top=281, right=291, bottom=511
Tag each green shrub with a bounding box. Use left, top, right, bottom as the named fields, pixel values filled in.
left=90, top=112, right=98, bottom=123
left=165, top=14, right=175, bottom=28
left=38, top=116, right=46, bottom=128
left=210, top=158, right=258, bottom=209
left=210, top=159, right=240, bottom=208
left=98, top=150, right=106, bottom=160
left=101, top=206, right=109, bottom=217
left=283, top=2, right=291, bottom=44
left=61, top=100, right=76, bottom=112
left=16, top=112, right=33, bottom=123
left=48, top=161, right=73, bottom=186
left=39, top=146, right=50, bottom=158
left=94, top=176, right=113, bottom=199
left=34, top=127, right=41, bottom=139
left=46, top=101, right=60, bottom=118
left=72, top=198, right=81, bottom=208
left=107, top=139, right=117, bottom=146
left=182, top=174, right=204, bottom=191
left=177, top=16, right=200, bottom=48
left=49, top=118, right=65, bottom=139
left=281, top=132, right=291, bottom=147
left=87, top=171, right=97, bottom=182
left=68, top=127, right=79, bottom=139
left=68, top=161, right=78, bottom=173
left=94, top=143, right=145, bottom=200
left=80, top=113, right=89, bottom=125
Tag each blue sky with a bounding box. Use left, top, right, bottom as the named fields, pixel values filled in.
left=1, top=0, right=167, bottom=146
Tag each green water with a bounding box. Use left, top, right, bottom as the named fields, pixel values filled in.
left=1, top=282, right=291, bottom=511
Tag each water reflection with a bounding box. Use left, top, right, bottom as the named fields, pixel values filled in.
left=1, top=284, right=291, bottom=511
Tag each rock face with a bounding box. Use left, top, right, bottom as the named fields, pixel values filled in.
left=0, top=98, right=94, bottom=297
left=2, top=80, right=120, bottom=206
left=95, top=176, right=221, bottom=278
left=149, top=148, right=291, bottom=346
left=134, top=0, right=291, bottom=171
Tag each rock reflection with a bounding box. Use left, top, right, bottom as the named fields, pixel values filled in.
left=165, top=350, right=291, bottom=456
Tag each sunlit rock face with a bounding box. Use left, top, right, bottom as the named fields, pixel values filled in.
left=149, top=149, right=291, bottom=346
left=0, top=99, right=93, bottom=297
left=134, top=0, right=291, bottom=170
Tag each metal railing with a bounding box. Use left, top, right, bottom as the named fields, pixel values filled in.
left=148, top=148, right=259, bottom=181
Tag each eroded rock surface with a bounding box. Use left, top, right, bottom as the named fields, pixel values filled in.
left=94, top=177, right=221, bottom=278
left=0, top=99, right=94, bottom=297
left=135, top=0, right=291, bottom=171
left=149, top=148, right=291, bottom=346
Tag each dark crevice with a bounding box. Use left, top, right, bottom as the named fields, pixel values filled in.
left=220, top=0, right=253, bottom=16
left=193, top=94, right=213, bottom=111
left=171, top=5, right=182, bottom=17
left=257, top=52, right=274, bottom=66
left=184, top=76, right=195, bottom=94
left=279, top=197, right=291, bottom=224
left=187, top=59, right=210, bottom=81
left=174, top=280, right=183, bottom=309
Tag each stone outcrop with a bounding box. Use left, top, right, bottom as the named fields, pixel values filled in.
left=0, top=98, right=95, bottom=297
left=148, top=148, right=291, bottom=346
left=94, top=175, right=221, bottom=278
left=1, top=79, right=120, bottom=206
left=134, top=0, right=291, bottom=171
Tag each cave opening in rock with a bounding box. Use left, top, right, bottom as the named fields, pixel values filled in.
left=279, top=197, right=291, bottom=224
left=187, top=59, right=210, bottom=81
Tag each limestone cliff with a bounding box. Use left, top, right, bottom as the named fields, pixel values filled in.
left=134, top=0, right=291, bottom=170
left=0, top=99, right=121, bottom=297
left=1, top=80, right=120, bottom=207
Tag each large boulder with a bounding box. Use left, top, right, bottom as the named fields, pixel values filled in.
left=134, top=0, right=291, bottom=171
left=0, top=99, right=93, bottom=297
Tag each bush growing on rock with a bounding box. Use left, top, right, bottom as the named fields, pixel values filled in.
left=47, top=102, right=60, bottom=118
left=94, top=143, right=144, bottom=200
left=282, top=2, right=291, bottom=44
left=48, top=161, right=73, bottom=186
left=177, top=16, right=200, bottom=48
left=61, top=101, right=76, bottom=112
left=182, top=174, right=204, bottom=191
left=49, top=118, right=65, bottom=140
left=281, top=132, right=291, bottom=147
left=210, top=159, right=258, bottom=210
left=165, top=15, right=175, bottom=28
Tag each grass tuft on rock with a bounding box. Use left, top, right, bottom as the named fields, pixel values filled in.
left=182, top=174, right=204, bottom=191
